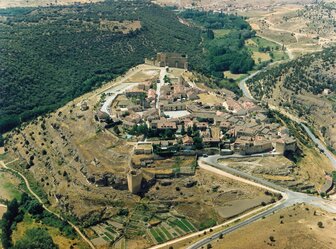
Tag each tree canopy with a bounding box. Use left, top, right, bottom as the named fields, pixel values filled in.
left=0, top=0, right=203, bottom=132
left=13, top=228, right=58, bottom=249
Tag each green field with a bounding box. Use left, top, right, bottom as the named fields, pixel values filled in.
left=0, top=171, right=22, bottom=201
left=150, top=228, right=164, bottom=243
left=213, top=29, right=232, bottom=38
left=104, top=232, right=114, bottom=241
left=149, top=218, right=197, bottom=244
left=160, top=226, right=173, bottom=240
left=181, top=219, right=196, bottom=231
left=246, top=37, right=289, bottom=62
left=169, top=218, right=196, bottom=233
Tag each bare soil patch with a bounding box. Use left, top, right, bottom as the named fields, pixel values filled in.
left=210, top=203, right=336, bottom=249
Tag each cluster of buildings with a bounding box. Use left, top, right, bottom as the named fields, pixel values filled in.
left=105, top=53, right=297, bottom=159
left=96, top=53, right=298, bottom=194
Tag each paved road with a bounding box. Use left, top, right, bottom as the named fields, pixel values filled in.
left=238, top=33, right=294, bottom=101
left=186, top=155, right=336, bottom=249
left=239, top=70, right=260, bottom=100
left=202, top=155, right=336, bottom=211
left=238, top=61, right=288, bottom=101
left=187, top=200, right=287, bottom=249
left=238, top=46, right=336, bottom=170
left=301, top=124, right=336, bottom=169
left=0, top=160, right=96, bottom=249
left=100, top=82, right=140, bottom=116
left=156, top=67, right=167, bottom=110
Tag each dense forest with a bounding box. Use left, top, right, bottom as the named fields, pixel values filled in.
left=0, top=2, right=257, bottom=134
left=179, top=10, right=255, bottom=76
left=0, top=0, right=204, bottom=133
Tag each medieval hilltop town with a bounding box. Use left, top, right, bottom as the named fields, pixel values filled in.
left=92, top=52, right=297, bottom=194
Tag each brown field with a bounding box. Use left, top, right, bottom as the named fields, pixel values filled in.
left=197, top=93, right=224, bottom=105
left=145, top=168, right=273, bottom=227
left=126, top=69, right=160, bottom=82
left=219, top=149, right=333, bottom=192
left=296, top=146, right=334, bottom=190
left=252, top=51, right=271, bottom=63
left=245, top=4, right=336, bottom=58
left=209, top=203, right=336, bottom=249
left=0, top=0, right=101, bottom=8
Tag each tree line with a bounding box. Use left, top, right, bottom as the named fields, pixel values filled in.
left=1, top=193, right=75, bottom=248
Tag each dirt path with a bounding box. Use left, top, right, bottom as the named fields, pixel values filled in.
left=257, top=33, right=294, bottom=60
left=0, top=160, right=96, bottom=249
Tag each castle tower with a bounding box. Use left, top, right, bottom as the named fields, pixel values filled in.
left=127, top=169, right=143, bottom=194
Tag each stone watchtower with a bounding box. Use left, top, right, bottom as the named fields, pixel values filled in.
left=127, top=169, right=143, bottom=194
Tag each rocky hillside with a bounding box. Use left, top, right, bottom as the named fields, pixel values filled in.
left=247, top=46, right=336, bottom=151
left=4, top=90, right=137, bottom=224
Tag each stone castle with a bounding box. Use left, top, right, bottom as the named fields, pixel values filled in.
left=145, top=52, right=188, bottom=69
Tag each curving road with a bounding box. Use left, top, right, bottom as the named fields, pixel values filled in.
left=238, top=43, right=336, bottom=169
left=186, top=155, right=336, bottom=249
left=0, top=160, right=96, bottom=249
left=301, top=124, right=336, bottom=169
left=189, top=43, right=336, bottom=247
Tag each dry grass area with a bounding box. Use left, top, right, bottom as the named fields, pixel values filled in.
left=296, top=145, right=334, bottom=190
left=126, top=69, right=160, bottom=82
left=245, top=3, right=336, bottom=57
left=0, top=0, right=102, bottom=8
left=252, top=51, right=271, bottom=63
left=197, top=93, right=224, bottom=105
left=146, top=168, right=273, bottom=227
left=219, top=150, right=333, bottom=192
left=154, top=0, right=312, bottom=11
left=210, top=203, right=336, bottom=249
left=150, top=156, right=195, bottom=168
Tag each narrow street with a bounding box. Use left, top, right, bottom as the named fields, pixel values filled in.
left=156, top=67, right=167, bottom=110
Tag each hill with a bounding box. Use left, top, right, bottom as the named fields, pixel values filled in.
left=0, top=0, right=204, bottom=133
left=247, top=46, right=336, bottom=151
